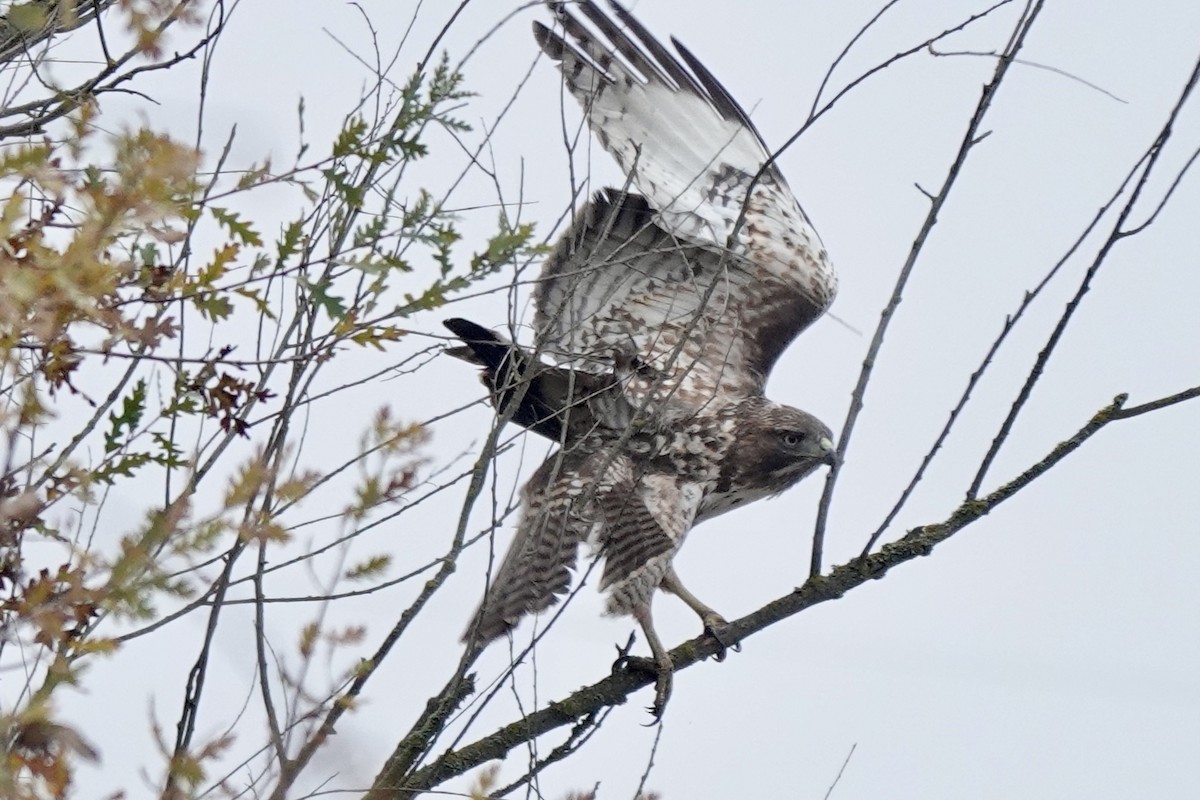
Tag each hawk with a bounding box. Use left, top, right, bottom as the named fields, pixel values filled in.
left=446, top=0, right=837, bottom=716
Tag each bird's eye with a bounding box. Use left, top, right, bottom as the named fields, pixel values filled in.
left=781, top=431, right=805, bottom=447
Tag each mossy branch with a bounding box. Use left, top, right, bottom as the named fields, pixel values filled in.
left=374, top=387, right=1198, bottom=797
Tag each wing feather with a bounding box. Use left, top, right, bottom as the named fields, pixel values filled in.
left=466, top=453, right=594, bottom=643
left=465, top=449, right=701, bottom=641
left=532, top=1, right=836, bottom=410
left=536, top=190, right=825, bottom=413
left=443, top=317, right=633, bottom=443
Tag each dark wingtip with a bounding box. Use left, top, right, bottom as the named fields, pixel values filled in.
left=443, top=318, right=503, bottom=364
left=532, top=20, right=564, bottom=60
left=443, top=345, right=483, bottom=365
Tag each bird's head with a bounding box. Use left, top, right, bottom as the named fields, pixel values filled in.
left=724, top=399, right=836, bottom=495
left=761, top=403, right=836, bottom=477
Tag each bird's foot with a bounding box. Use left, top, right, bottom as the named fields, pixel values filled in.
left=646, top=663, right=673, bottom=722
left=611, top=633, right=674, bottom=722
left=701, top=612, right=741, bottom=662
left=613, top=654, right=660, bottom=675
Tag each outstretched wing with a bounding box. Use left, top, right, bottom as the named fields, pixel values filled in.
left=532, top=1, right=836, bottom=412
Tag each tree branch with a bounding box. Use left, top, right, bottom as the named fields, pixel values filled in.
left=967, top=48, right=1200, bottom=498
left=373, top=385, right=1197, bottom=798
left=860, top=126, right=1155, bottom=556
left=810, top=0, right=1046, bottom=576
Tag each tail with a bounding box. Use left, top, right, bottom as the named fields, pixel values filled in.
left=443, top=318, right=572, bottom=442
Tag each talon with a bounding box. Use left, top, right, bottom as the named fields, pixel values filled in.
left=629, top=603, right=674, bottom=721
left=612, top=630, right=658, bottom=678
left=615, top=652, right=671, bottom=722
left=615, top=654, right=659, bottom=676
left=611, top=631, right=639, bottom=674
left=701, top=613, right=741, bottom=661
left=646, top=665, right=673, bottom=722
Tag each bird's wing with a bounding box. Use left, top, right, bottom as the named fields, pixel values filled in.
left=532, top=1, right=836, bottom=412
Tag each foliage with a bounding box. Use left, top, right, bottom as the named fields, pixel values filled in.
left=0, top=4, right=542, bottom=798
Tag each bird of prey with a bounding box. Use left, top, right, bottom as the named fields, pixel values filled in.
left=446, top=0, right=838, bottom=717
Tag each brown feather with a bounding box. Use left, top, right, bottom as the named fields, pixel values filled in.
left=457, top=3, right=837, bottom=664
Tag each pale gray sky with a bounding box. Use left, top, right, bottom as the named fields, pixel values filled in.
left=51, top=0, right=1200, bottom=797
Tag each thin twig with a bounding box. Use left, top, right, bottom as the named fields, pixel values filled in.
left=927, top=46, right=1129, bottom=104
left=487, top=707, right=611, bottom=798
left=811, top=0, right=1046, bottom=576
left=822, top=742, right=857, bottom=800
left=631, top=723, right=664, bottom=800
left=968, top=49, right=1200, bottom=498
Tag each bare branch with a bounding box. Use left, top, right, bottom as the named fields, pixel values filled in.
left=823, top=742, right=857, bottom=800
left=968, top=49, right=1200, bottom=498
left=380, top=385, right=1197, bottom=797
left=1111, top=385, right=1200, bottom=420
left=811, top=0, right=1047, bottom=576
left=927, top=45, right=1129, bottom=104
left=861, top=128, right=1156, bottom=556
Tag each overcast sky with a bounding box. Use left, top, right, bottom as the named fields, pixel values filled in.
left=53, top=1, right=1200, bottom=797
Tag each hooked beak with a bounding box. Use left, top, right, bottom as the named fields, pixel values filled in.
left=818, top=436, right=838, bottom=468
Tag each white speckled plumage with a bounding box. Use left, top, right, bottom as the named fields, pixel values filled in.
left=452, top=1, right=839, bottom=717
left=532, top=1, right=837, bottom=414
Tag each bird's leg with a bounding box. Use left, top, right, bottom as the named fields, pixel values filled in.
left=631, top=602, right=674, bottom=720
left=661, top=567, right=740, bottom=660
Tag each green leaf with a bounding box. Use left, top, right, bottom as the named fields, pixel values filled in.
left=193, top=291, right=234, bottom=321
left=321, top=165, right=366, bottom=209
left=235, top=160, right=273, bottom=191
left=198, top=243, right=239, bottom=286
left=345, top=554, right=391, bottom=581
left=138, top=242, right=159, bottom=268
left=104, top=380, right=148, bottom=454
left=210, top=206, right=263, bottom=246
left=353, top=214, right=387, bottom=249
left=332, top=117, right=369, bottom=158
left=6, top=3, right=48, bottom=34
left=234, top=287, right=275, bottom=318
left=150, top=433, right=188, bottom=470
left=301, top=276, right=346, bottom=319
left=91, top=452, right=155, bottom=485
left=276, top=218, right=304, bottom=265
left=349, top=325, right=403, bottom=349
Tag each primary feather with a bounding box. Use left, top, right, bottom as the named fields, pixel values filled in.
left=531, top=1, right=836, bottom=415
